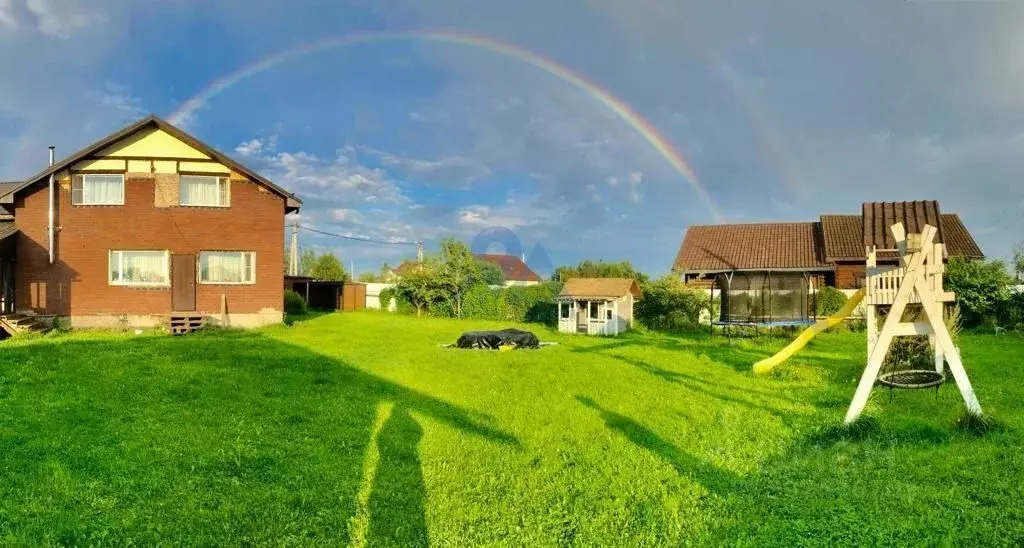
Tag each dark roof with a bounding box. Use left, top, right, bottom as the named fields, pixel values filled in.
left=673, top=222, right=830, bottom=273
left=1, top=115, right=300, bottom=211
left=558, top=278, right=643, bottom=300
left=820, top=215, right=864, bottom=261
left=862, top=200, right=942, bottom=250
left=473, top=254, right=542, bottom=282
left=0, top=221, right=17, bottom=242
left=820, top=206, right=983, bottom=261
left=938, top=214, right=984, bottom=259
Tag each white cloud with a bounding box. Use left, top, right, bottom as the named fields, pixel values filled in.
left=0, top=0, right=110, bottom=38
left=357, top=146, right=492, bottom=188
left=97, top=82, right=143, bottom=116
left=331, top=208, right=364, bottom=224
left=235, top=138, right=264, bottom=157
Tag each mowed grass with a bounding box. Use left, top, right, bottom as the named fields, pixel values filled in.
left=1, top=313, right=1023, bottom=546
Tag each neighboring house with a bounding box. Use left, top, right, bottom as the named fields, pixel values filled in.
left=0, top=115, right=301, bottom=329
left=556, top=278, right=642, bottom=336
left=474, top=253, right=542, bottom=286
left=673, top=200, right=983, bottom=324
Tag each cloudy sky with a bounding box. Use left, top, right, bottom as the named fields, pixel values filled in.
left=1, top=0, right=1022, bottom=276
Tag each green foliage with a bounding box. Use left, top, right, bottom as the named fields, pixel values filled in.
left=945, top=258, right=1015, bottom=327
left=438, top=238, right=481, bottom=318
left=283, top=290, right=307, bottom=316
left=395, top=262, right=447, bottom=316
left=635, top=275, right=710, bottom=332
left=378, top=287, right=396, bottom=311
left=505, top=283, right=561, bottom=325
left=815, top=286, right=848, bottom=316
left=553, top=260, right=649, bottom=284
left=460, top=283, right=505, bottom=320
left=477, top=261, right=505, bottom=286
left=2, top=318, right=1024, bottom=544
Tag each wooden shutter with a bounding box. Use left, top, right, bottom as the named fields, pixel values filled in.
left=71, top=174, right=83, bottom=205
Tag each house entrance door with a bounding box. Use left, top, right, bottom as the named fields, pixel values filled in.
left=172, top=254, right=196, bottom=312
left=576, top=301, right=588, bottom=333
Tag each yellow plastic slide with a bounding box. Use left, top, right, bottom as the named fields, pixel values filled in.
left=752, top=289, right=865, bottom=375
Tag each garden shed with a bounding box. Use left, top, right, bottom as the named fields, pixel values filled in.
left=556, top=278, right=642, bottom=336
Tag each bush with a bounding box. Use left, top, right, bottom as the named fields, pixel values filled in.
left=815, top=286, right=848, bottom=316
left=635, top=276, right=710, bottom=333
left=945, top=258, right=1014, bottom=327
left=505, top=283, right=561, bottom=325
left=461, top=283, right=506, bottom=321
left=284, top=290, right=307, bottom=315
left=378, top=287, right=396, bottom=311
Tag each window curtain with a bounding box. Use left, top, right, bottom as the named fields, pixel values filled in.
left=201, top=252, right=251, bottom=283
left=114, top=251, right=167, bottom=283
left=82, top=175, right=123, bottom=204
left=180, top=176, right=221, bottom=206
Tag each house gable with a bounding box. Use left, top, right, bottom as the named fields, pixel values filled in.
left=96, top=127, right=211, bottom=160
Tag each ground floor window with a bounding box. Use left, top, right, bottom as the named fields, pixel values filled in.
left=560, top=302, right=571, bottom=319
left=589, top=301, right=600, bottom=319
left=109, top=250, right=169, bottom=286
left=199, top=251, right=255, bottom=284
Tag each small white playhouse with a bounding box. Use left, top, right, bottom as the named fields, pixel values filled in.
left=556, top=278, right=642, bottom=336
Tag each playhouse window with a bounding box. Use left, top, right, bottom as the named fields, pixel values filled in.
left=589, top=302, right=599, bottom=319
left=560, top=303, right=570, bottom=319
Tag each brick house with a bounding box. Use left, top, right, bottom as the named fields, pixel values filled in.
left=673, top=200, right=983, bottom=324
left=0, top=115, right=301, bottom=329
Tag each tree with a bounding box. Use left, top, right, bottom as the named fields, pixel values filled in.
left=944, top=257, right=1015, bottom=326
left=300, top=250, right=347, bottom=281
left=634, top=275, right=710, bottom=332
left=395, top=262, right=445, bottom=316
left=552, top=260, right=649, bottom=284
left=1013, top=242, right=1024, bottom=282
left=477, top=260, right=505, bottom=286
left=438, top=238, right=480, bottom=318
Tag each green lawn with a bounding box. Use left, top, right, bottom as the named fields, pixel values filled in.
left=1, top=313, right=1023, bottom=546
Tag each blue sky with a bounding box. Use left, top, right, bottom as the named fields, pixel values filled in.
left=1, top=0, right=1022, bottom=276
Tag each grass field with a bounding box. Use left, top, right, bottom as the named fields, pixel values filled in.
left=1, top=312, right=1023, bottom=546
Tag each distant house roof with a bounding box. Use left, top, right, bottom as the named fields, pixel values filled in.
left=474, top=254, right=542, bottom=282
left=674, top=222, right=830, bottom=274
left=392, top=261, right=424, bottom=276
left=558, top=278, right=643, bottom=300
left=675, top=201, right=984, bottom=274
left=0, top=115, right=301, bottom=211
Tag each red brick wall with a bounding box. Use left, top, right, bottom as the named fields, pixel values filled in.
left=13, top=174, right=285, bottom=317
left=834, top=262, right=865, bottom=290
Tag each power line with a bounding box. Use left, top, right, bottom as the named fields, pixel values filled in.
left=296, top=224, right=420, bottom=246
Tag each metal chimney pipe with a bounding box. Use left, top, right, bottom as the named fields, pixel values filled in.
left=48, top=146, right=55, bottom=264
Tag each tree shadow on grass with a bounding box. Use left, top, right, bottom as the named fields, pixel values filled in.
left=368, top=406, right=429, bottom=547
left=575, top=395, right=740, bottom=496
left=0, top=331, right=516, bottom=545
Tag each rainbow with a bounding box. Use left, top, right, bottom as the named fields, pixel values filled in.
left=169, top=29, right=721, bottom=220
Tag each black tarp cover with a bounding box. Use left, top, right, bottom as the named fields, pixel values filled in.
left=455, top=328, right=540, bottom=349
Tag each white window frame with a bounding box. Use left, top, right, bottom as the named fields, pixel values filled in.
left=179, top=175, right=230, bottom=207
left=73, top=173, right=125, bottom=206
left=108, top=250, right=170, bottom=287
left=198, top=251, right=256, bottom=285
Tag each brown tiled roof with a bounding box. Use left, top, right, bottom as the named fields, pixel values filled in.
left=559, top=278, right=643, bottom=300
left=474, top=254, right=542, bottom=282
left=862, top=200, right=943, bottom=250
left=0, top=221, right=17, bottom=242
left=938, top=214, right=983, bottom=258
left=673, top=222, right=830, bottom=273
left=820, top=204, right=983, bottom=260
left=820, top=215, right=864, bottom=261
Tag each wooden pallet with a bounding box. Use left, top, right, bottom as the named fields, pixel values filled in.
left=168, top=314, right=205, bottom=335
left=0, top=314, right=48, bottom=336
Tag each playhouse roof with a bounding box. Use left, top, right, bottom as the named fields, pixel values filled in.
left=558, top=278, right=643, bottom=300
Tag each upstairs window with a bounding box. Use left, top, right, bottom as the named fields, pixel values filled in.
left=73, top=174, right=124, bottom=205
left=199, top=251, right=255, bottom=284
left=109, top=250, right=169, bottom=287
left=180, top=175, right=229, bottom=207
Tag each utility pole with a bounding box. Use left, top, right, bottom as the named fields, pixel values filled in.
left=289, top=223, right=299, bottom=276
left=416, top=241, right=424, bottom=263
